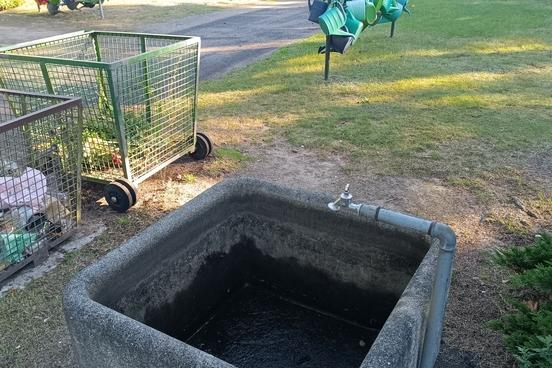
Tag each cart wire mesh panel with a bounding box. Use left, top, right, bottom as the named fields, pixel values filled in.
left=0, top=31, right=200, bottom=185
left=0, top=89, right=82, bottom=283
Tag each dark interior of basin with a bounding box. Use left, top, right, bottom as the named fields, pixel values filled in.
left=138, top=240, right=402, bottom=368
left=110, top=200, right=430, bottom=368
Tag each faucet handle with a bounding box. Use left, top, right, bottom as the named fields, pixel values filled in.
left=340, top=184, right=352, bottom=204
left=328, top=184, right=360, bottom=212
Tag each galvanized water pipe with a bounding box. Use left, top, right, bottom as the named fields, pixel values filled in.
left=329, top=186, right=457, bottom=368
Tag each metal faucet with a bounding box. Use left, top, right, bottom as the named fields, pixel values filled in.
left=327, top=184, right=361, bottom=212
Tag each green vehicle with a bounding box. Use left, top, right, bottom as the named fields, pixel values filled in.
left=46, top=0, right=104, bottom=15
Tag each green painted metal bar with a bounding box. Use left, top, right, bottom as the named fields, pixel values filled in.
left=40, top=63, right=55, bottom=94
left=0, top=88, right=76, bottom=101
left=91, top=33, right=111, bottom=112
left=105, top=66, right=132, bottom=182
left=192, top=38, right=201, bottom=145
left=139, top=35, right=153, bottom=126
left=75, top=105, right=83, bottom=223
left=132, top=151, right=190, bottom=185
left=0, top=53, right=110, bottom=69
left=109, top=37, right=200, bottom=68
left=93, top=30, right=196, bottom=41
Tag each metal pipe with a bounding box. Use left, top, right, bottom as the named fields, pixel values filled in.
left=374, top=207, right=433, bottom=234
left=420, top=222, right=456, bottom=368
left=328, top=185, right=457, bottom=368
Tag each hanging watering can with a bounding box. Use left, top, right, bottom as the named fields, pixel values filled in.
left=381, top=0, right=400, bottom=13
left=317, top=35, right=354, bottom=54
left=347, top=0, right=377, bottom=24
left=344, top=8, right=364, bottom=40
left=379, top=0, right=408, bottom=23
left=308, top=0, right=329, bottom=23
left=379, top=2, right=403, bottom=23
left=330, top=35, right=355, bottom=54
left=319, top=2, right=355, bottom=37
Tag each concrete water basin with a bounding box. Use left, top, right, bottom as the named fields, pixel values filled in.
left=64, top=178, right=455, bottom=368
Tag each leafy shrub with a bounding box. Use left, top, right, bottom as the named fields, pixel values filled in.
left=512, top=262, right=552, bottom=296
left=516, top=336, right=552, bottom=368
left=490, top=234, right=552, bottom=368
left=494, top=234, right=552, bottom=272
left=0, top=0, right=24, bottom=11
left=489, top=300, right=552, bottom=352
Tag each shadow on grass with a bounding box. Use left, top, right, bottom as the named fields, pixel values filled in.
left=199, top=0, right=552, bottom=177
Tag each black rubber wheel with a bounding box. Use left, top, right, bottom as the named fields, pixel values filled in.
left=191, top=134, right=210, bottom=160
left=104, top=181, right=133, bottom=213
left=115, top=178, right=138, bottom=206
left=47, top=2, right=60, bottom=15
left=196, top=132, right=213, bottom=155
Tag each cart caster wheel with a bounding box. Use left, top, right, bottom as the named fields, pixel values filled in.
left=196, top=132, right=213, bottom=155
left=47, top=2, right=60, bottom=15
left=104, top=181, right=134, bottom=213
left=115, top=178, right=138, bottom=206
left=191, top=133, right=212, bottom=160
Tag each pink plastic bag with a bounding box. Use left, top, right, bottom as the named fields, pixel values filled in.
left=0, top=168, right=47, bottom=210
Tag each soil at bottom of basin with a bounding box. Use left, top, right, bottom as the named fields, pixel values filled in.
left=186, top=283, right=379, bottom=368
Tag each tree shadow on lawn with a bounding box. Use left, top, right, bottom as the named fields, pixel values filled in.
left=200, top=34, right=552, bottom=179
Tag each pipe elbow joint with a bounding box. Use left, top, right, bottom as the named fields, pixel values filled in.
left=430, top=222, right=456, bottom=253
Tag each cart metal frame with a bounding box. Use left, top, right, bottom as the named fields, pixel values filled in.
left=0, top=89, right=82, bottom=283
left=0, top=31, right=202, bottom=187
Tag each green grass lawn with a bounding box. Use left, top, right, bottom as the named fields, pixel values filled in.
left=201, top=0, right=552, bottom=178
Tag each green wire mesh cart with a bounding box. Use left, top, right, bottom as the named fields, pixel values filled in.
left=0, top=31, right=212, bottom=212
left=0, top=89, right=82, bottom=283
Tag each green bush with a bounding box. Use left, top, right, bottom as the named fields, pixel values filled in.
left=516, top=336, right=552, bottom=368
left=0, top=0, right=24, bottom=11
left=490, top=234, right=552, bottom=368
left=494, top=234, right=552, bottom=272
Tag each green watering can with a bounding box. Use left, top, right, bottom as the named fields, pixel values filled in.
left=379, top=0, right=407, bottom=23
left=347, top=0, right=378, bottom=24
left=319, top=2, right=364, bottom=38
left=344, top=8, right=364, bottom=39
left=381, top=0, right=400, bottom=13
left=319, top=2, right=355, bottom=37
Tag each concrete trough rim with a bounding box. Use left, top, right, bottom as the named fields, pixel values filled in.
left=64, top=177, right=440, bottom=368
